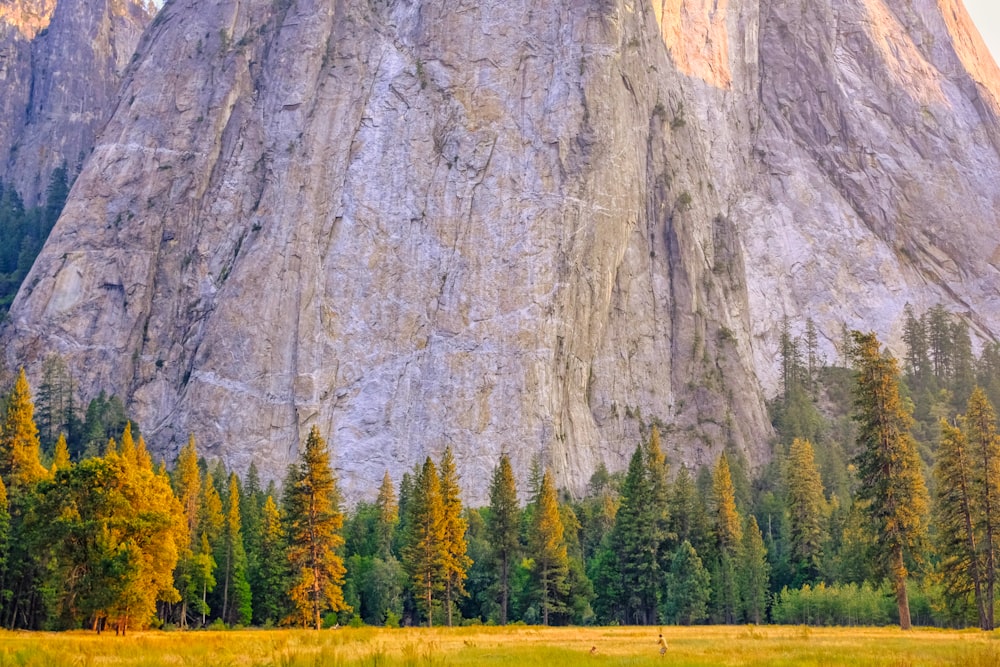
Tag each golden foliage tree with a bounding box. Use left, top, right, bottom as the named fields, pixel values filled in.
left=0, top=368, right=48, bottom=494
left=438, top=446, right=470, bottom=626
left=530, top=469, right=569, bottom=625
left=283, top=426, right=349, bottom=629
left=786, top=438, right=826, bottom=584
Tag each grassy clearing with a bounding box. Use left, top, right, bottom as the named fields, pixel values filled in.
left=0, top=625, right=996, bottom=666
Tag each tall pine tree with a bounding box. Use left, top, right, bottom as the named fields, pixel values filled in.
left=851, top=331, right=929, bottom=630
left=283, top=426, right=349, bottom=629
left=403, top=457, right=445, bottom=626
left=530, top=470, right=569, bottom=625
left=488, top=454, right=520, bottom=625
left=438, top=447, right=470, bottom=626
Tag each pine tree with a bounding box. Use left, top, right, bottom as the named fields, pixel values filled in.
left=0, top=368, right=48, bottom=494
left=934, top=418, right=988, bottom=629
left=927, top=305, right=953, bottom=383
left=607, top=443, right=659, bottom=624
left=196, top=472, right=223, bottom=622
left=667, top=466, right=711, bottom=556
left=851, top=331, right=929, bottom=630
left=738, top=515, right=770, bottom=624
left=712, top=453, right=742, bottom=624
left=252, top=494, right=287, bottom=626
left=530, top=470, right=569, bottom=625
left=438, top=447, right=469, bottom=626
left=192, top=533, right=217, bottom=626
left=902, top=303, right=930, bottom=389
left=786, top=438, right=826, bottom=585
left=488, top=454, right=520, bottom=625
left=662, top=540, right=710, bottom=624
left=222, top=474, right=252, bottom=626
left=171, top=435, right=201, bottom=627
left=375, top=471, right=398, bottom=560
left=49, top=433, right=70, bottom=474
left=34, top=354, right=74, bottom=453
left=403, top=457, right=446, bottom=626
left=283, top=426, right=350, bottom=629
left=963, top=388, right=1000, bottom=629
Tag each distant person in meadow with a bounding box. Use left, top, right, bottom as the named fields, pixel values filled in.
left=658, top=632, right=668, bottom=656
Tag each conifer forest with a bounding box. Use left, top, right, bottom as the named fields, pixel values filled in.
left=0, top=305, right=999, bottom=632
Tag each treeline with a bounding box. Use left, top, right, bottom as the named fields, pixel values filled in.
left=0, top=169, right=69, bottom=314
left=0, top=305, right=999, bottom=631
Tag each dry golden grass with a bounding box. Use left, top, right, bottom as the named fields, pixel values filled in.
left=0, top=625, right=996, bottom=666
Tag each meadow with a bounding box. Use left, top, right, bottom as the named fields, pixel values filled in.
left=0, top=625, right=997, bottom=667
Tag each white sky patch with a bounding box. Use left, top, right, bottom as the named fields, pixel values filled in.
left=966, top=0, right=1000, bottom=65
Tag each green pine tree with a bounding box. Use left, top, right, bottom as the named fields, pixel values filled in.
left=488, top=454, right=520, bottom=625
left=851, top=331, right=929, bottom=630
left=403, top=457, right=445, bottom=627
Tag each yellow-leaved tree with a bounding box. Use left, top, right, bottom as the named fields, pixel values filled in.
left=283, top=425, right=349, bottom=629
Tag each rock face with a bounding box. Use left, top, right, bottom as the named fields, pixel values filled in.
left=742, top=0, right=1000, bottom=392
left=0, top=0, right=153, bottom=205
left=3, top=0, right=1000, bottom=500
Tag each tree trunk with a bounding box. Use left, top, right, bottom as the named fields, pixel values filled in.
left=892, top=544, right=912, bottom=630
left=223, top=546, right=231, bottom=626
left=426, top=577, right=433, bottom=628
left=500, top=553, right=509, bottom=625
left=446, top=577, right=453, bottom=627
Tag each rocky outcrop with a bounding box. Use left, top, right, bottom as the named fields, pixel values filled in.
left=0, top=0, right=153, bottom=205
left=4, top=0, right=1000, bottom=500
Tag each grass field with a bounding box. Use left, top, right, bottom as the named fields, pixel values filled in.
left=0, top=625, right=997, bottom=666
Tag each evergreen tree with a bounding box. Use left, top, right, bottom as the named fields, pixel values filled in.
left=283, top=426, right=349, bottom=629
left=963, top=388, right=1000, bottom=629
left=927, top=305, right=953, bottom=384
left=851, top=331, right=929, bottom=630
left=606, top=443, right=659, bottom=624
left=49, top=433, right=70, bottom=474
left=902, top=303, right=930, bottom=389
left=171, top=436, right=201, bottom=627
left=786, top=438, right=826, bottom=585
left=711, top=453, right=742, bottom=624
left=196, top=470, right=224, bottom=621
left=438, top=447, right=469, bottom=626
left=192, top=533, right=216, bottom=626
left=667, top=466, right=711, bottom=556
left=935, top=418, right=989, bottom=629
left=488, top=454, right=520, bottom=625
left=252, top=494, right=287, bottom=626
left=529, top=470, right=569, bottom=625
left=0, top=368, right=48, bottom=494
left=375, top=471, right=398, bottom=560
left=403, top=457, right=445, bottom=626
left=738, top=515, right=770, bottom=624
left=222, top=474, right=252, bottom=625
left=662, top=540, right=710, bottom=624
left=33, top=354, right=74, bottom=454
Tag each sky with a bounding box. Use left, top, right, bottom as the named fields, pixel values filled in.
left=966, top=0, right=1000, bottom=65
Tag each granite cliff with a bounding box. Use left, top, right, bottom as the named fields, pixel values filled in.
left=3, top=0, right=999, bottom=500
left=0, top=0, right=153, bottom=206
